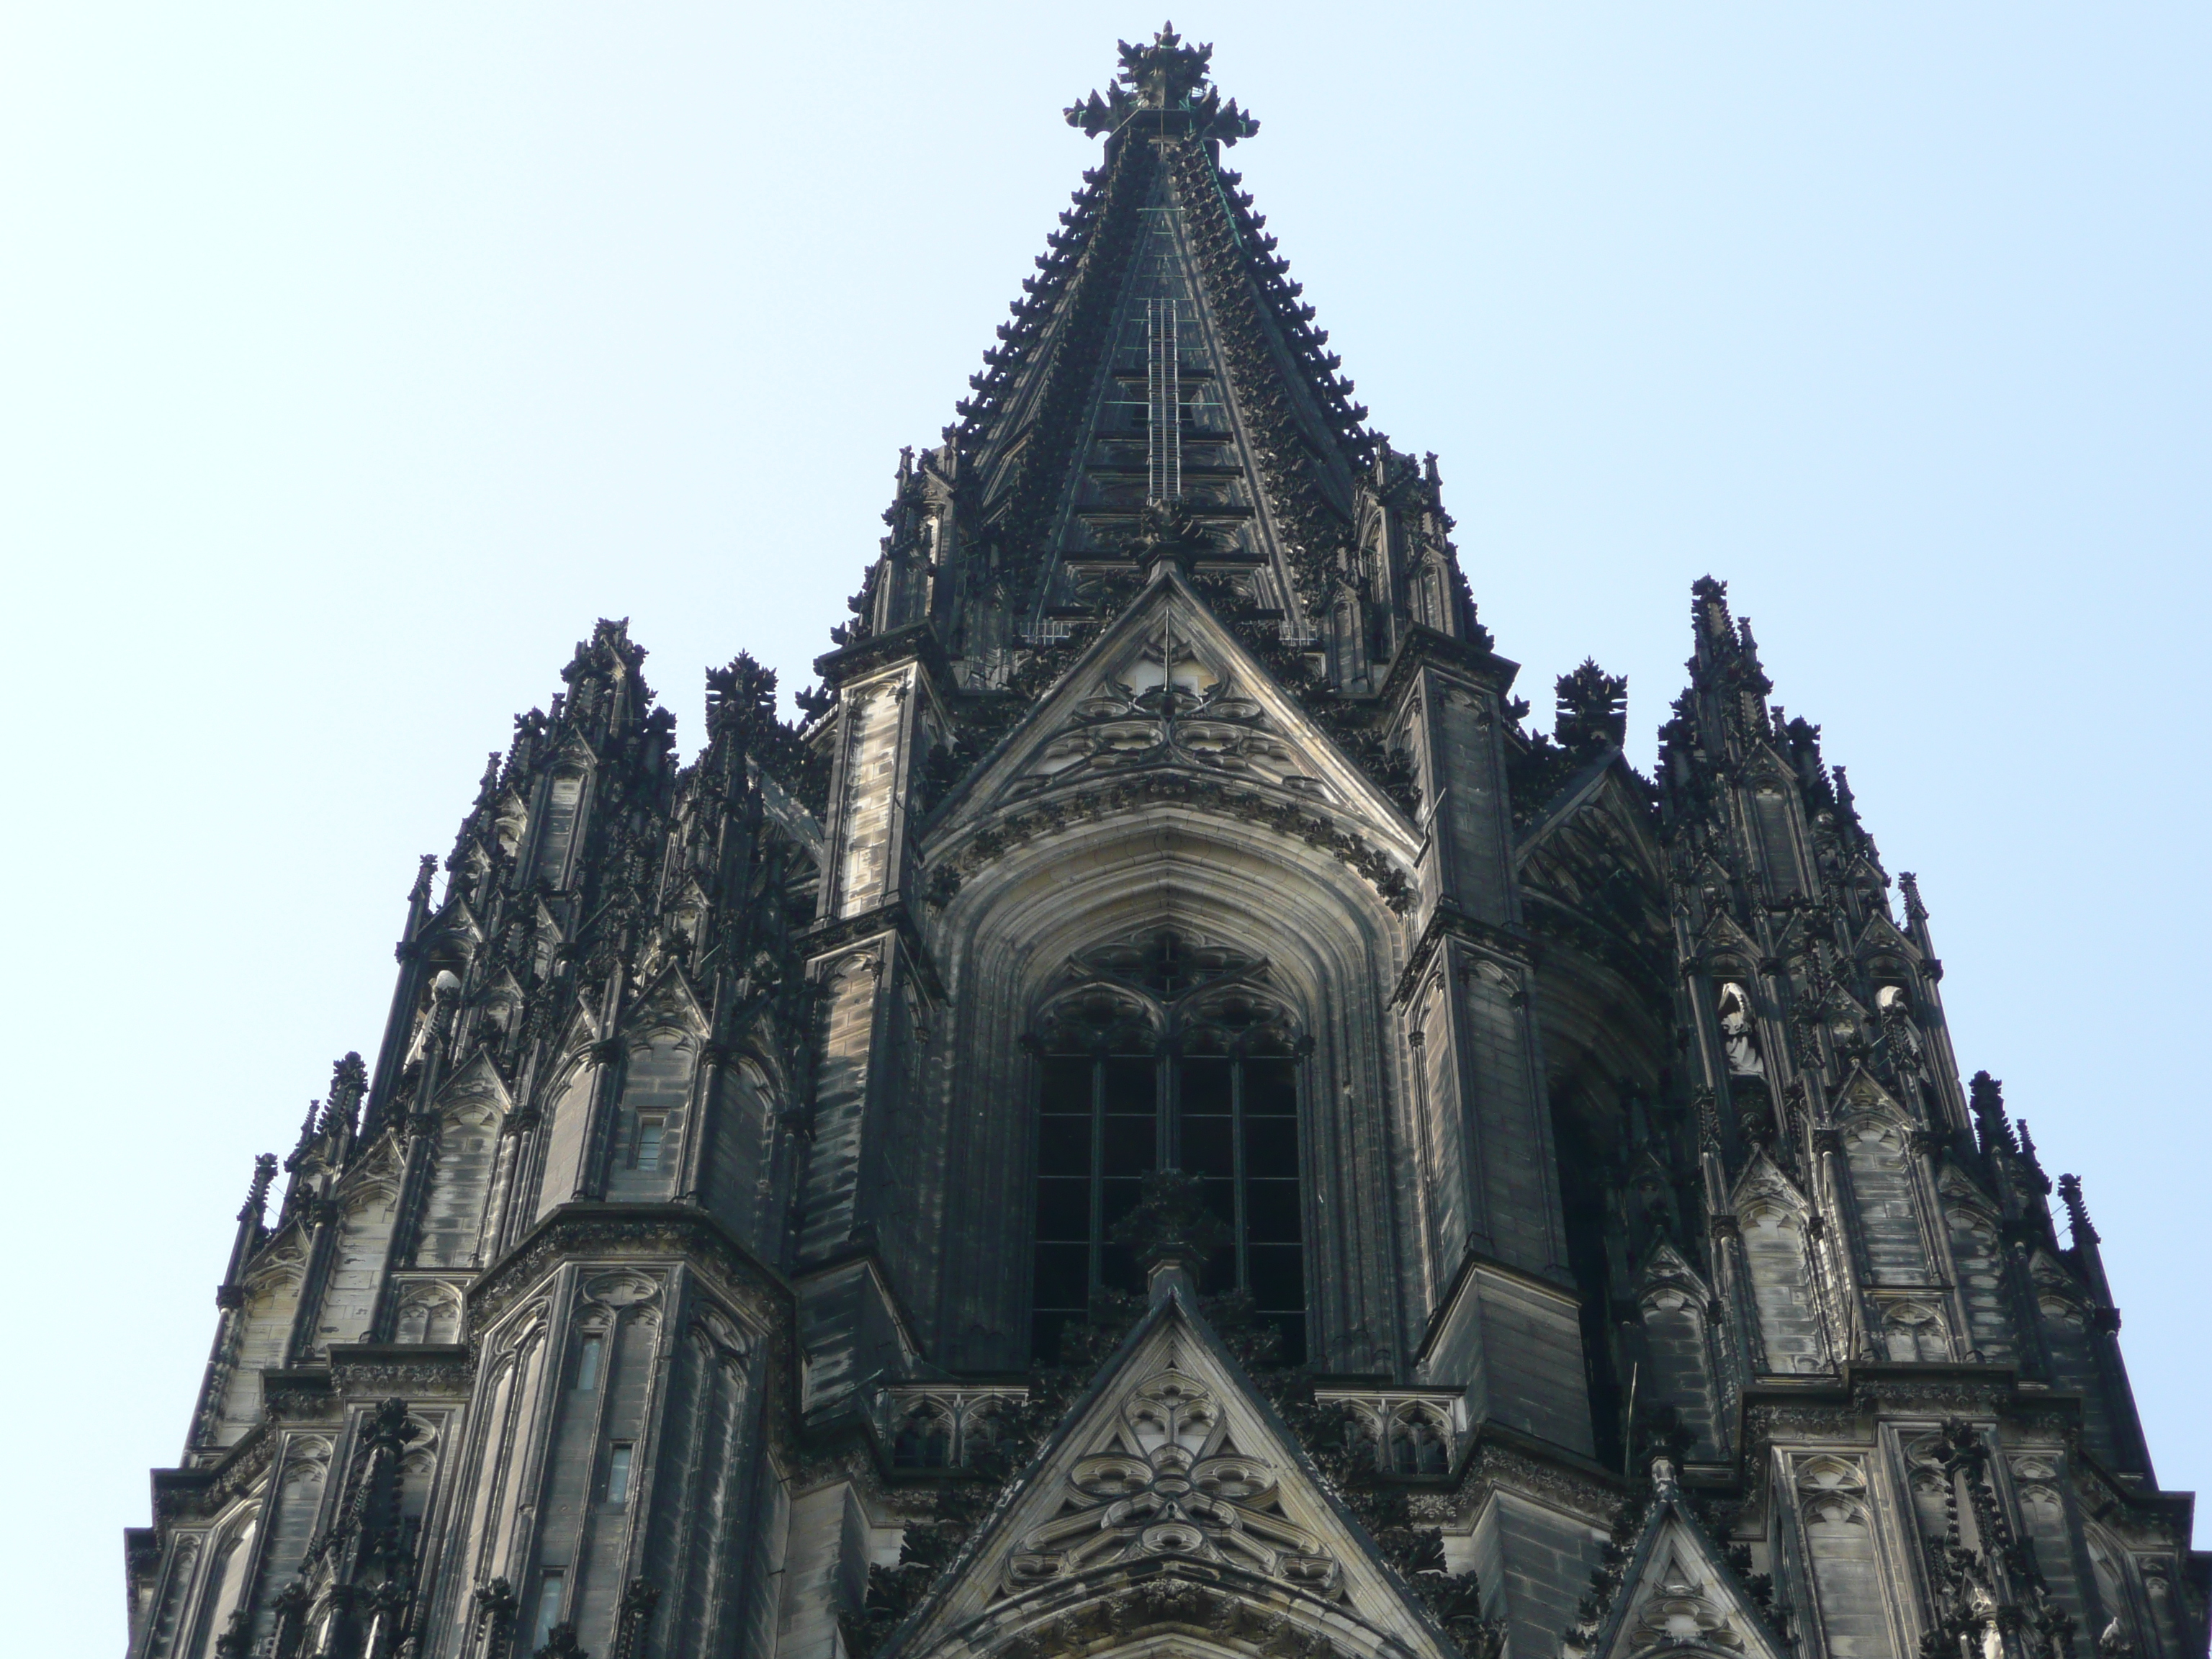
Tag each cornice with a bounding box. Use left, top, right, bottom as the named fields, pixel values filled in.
left=467, top=1202, right=793, bottom=1334
left=803, top=901, right=948, bottom=1004
left=815, top=621, right=956, bottom=691
left=1375, top=624, right=1519, bottom=709
left=327, top=1342, right=474, bottom=1398
left=1390, top=905, right=1538, bottom=1007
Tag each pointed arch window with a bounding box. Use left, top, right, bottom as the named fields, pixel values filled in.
left=1030, top=930, right=1306, bottom=1364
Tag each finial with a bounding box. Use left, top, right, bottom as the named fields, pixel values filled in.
left=1555, top=660, right=1629, bottom=757
left=1833, top=765, right=1856, bottom=809
left=408, top=853, right=437, bottom=907
left=1110, top=1168, right=1230, bottom=1304
left=325, top=1053, right=368, bottom=1139
left=1066, top=25, right=1259, bottom=143
left=1650, top=1455, right=1680, bottom=1498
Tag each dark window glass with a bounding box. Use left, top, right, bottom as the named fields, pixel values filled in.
left=1182, top=1115, right=1234, bottom=1177
left=1036, top=1115, right=1091, bottom=1178
left=1035, top=1178, right=1092, bottom=1241
left=1102, top=1057, right=1154, bottom=1118
left=1030, top=1033, right=1305, bottom=1363
left=1245, top=1179, right=1303, bottom=1244
left=1249, top=1244, right=1305, bottom=1316
left=1040, top=1056, right=1092, bottom=1104
left=1245, top=1059, right=1298, bottom=1115
left=1033, top=1242, right=1089, bottom=1312
left=1181, top=1058, right=1233, bottom=1118
left=1243, top=1115, right=1301, bottom=1179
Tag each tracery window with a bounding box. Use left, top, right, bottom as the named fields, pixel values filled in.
left=891, top=1402, right=953, bottom=1469
left=1388, top=1407, right=1451, bottom=1475
left=1030, top=929, right=1306, bottom=1363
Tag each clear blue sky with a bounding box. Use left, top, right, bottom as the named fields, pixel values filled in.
left=4, top=6, right=2206, bottom=1649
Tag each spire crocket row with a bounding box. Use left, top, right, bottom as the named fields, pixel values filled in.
left=126, top=27, right=2203, bottom=1659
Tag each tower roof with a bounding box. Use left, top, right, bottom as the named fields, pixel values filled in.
left=950, top=25, right=1375, bottom=639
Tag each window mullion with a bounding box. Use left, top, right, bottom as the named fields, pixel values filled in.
left=1158, top=1046, right=1177, bottom=1170
left=1231, top=1055, right=1249, bottom=1292
left=1088, top=1056, right=1105, bottom=1296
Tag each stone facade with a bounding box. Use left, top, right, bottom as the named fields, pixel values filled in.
left=125, top=28, right=2205, bottom=1659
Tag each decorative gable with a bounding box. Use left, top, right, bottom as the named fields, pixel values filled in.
left=1006, top=1360, right=1338, bottom=1596
left=625, top=962, right=710, bottom=1040
left=1833, top=1066, right=1906, bottom=1124
left=1692, top=906, right=1761, bottom=971
left=1572, top=1464, right=1786, bottom=1659
left=1850, top=907, right=1922, bottom=966
left=884, top=1298, right=1458, bottom=1659
left=430, top=1050, right=513, bottom=1120
left=940, top=569, right=1413, bottom=837
left=421, top=894, right=485, bottom=958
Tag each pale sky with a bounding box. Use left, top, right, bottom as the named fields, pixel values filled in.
left=3, top=6, right=2206, bottom=1650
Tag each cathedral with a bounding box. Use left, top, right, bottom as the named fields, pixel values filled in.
left=125, top=28, right=2205, bottom=1659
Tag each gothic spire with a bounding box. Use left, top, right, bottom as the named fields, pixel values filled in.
left=850, top=25, right=1473, bottom=698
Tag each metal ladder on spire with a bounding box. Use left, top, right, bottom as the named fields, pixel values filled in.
left=1146, top=297, right=1181, bottom=504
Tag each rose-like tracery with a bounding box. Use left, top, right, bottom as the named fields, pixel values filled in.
left=1005, top=1365, right=1337, bottom=1596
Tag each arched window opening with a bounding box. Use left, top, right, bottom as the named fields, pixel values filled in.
left=1881, top=1303, right=1948, bottom=1363
left=1030, top=929, right=1306, bottom=1364
left=1388, top=1408, right=1450, bottom=1475
left=395, top=1285, right=461, bottom=1346
left=892, top=1403, right=954, bottom=1470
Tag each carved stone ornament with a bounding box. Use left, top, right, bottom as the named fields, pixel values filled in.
left=878, top=1300, right=1478, bottom=1659
left=1007, top=1362, right=1339, bottom=1596
left=1011, top=632, right=1332, bottom=802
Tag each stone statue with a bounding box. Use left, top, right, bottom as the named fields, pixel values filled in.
left=1719, top=981, right=1765, bottom=1077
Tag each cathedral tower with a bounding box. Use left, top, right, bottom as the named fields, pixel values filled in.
left=126, top=30, right=2205, bottom=1659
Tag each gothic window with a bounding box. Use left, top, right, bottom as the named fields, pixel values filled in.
left=1388, top=1408, right=1450, bottom=1475
left=1030, top=929, right=1306, bottom=1364
left=395, top=1284, right=462, bottom=1345
left=1740, top=1195, right=1827, bottom=1373
left=1881, top=1302, right=1948, bottom=1362
left=573, top=1332, right=604, bottom=1392
left=419, top=1102, right=498, bottom=1269
left=1941, top=1198, right=2015, bottom=1362
left=1416, top=562, right=1446, bottom=631
left=892, top=1403, right=954, bottom=1470
left=1748, top=781, right=1804, bottom=898
left=1842, top=1115, right=1929, bottom=1283
left=703, top=1058, right=780, bottom=1252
